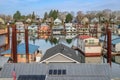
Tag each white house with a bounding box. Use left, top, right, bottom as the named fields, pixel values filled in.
left=28, top=24, right=38, bottom=33
left=77, top=35, right=102, bottom=63
left=65, top=26, right=77, bottom=33
left=117, top=25, right=120, bottom=35
left=112, top=38, right=120, bottom=52
left=91, top=17, right=99, bottom=23
left=52, top=26, right=64, bottom=34
left=65, top=23, right=72, bottom=27
left=15, top=22, right=24, bottom=31
left=77, top=25, right=89, bottom=35
left=26, top=18, right=32, bottom=23
left=54, top=18, right=62, bottom=25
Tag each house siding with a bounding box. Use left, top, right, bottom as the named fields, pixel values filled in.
left=85, top=46, right=102, bottom=53
left=115, top=43, right=120, bottom=52
left=85, top=57, right=102, bottom=63
left=3, top=54, right=34, bottom=63
left=43, top=54, right=77, bottom=63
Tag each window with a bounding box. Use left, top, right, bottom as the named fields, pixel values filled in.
left=21, top=55, right=26, bottom=58
left=58, top=70, right=61, bottom=75
left=53, top=70, right=57, bottom=75
left=49, top=70, right=53, bottom=75
left=89, top=40, right=94, bottom=44
left=62, top=70, right=66, bottom=75
left=85, top=40, right=87, bottom=43
left=48, top=69, right=66, bottom=75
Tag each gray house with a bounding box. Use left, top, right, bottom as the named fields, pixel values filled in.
left=40, top=44, right=82, bottom=63
left=0, top=63, right=111, bottom=80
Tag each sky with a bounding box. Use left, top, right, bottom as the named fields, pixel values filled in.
left=0, top=0, right=120, bottom=17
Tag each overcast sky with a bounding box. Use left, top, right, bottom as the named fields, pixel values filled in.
left=0, top=0, right=119, bottom=17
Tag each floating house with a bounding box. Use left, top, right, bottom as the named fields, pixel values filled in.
left=52, top=26, right=64, bottom=34
left=40, top=44, right=81, bottom=63
left=39, top=24, right=51, bottom=33
left=65, top=26, right=77, bottom=33
left=77, top=35, right=102, bottom=63
left=1, top=43, right=39, bottom=63
left=99, top=35, right=120, bottom=53
left=74, top=24, right=89, bottom=34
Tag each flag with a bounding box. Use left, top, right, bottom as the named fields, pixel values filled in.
left=12, top=67, right=16, bottom=80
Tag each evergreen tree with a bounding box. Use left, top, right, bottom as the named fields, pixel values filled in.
left=13, top=11, right=21, bottom=21
left=49, top=10, right=53, bottom=18
left=48, top=10, right=59, bottom=20
left=65, top=13, right=73, bottom=23
left=44, top=12, right=48, bottom=20
left=21, top=15, right=26, bottom=20
left=32, top=11, right=35, bottom=20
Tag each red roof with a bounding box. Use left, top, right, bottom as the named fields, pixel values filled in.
left=79, top=35, right=92, bottom=40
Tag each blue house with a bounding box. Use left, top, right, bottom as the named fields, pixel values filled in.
left=1, top=43, right=39, bottom=63
left=99, top=35, right=120, bottom=52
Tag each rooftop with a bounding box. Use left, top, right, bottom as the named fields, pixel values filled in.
left=78, top=35, right=93, bottom=40
left=41, top=44, right=81, bottom=63
left=1, top=43, right=39, bottom=55
left=0, top=63, right=111, bottom=80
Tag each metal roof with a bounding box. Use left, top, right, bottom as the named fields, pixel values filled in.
left=0, top=63, right=111, bottom=80
left=99, top=35, right=120, bottom=42
left=0, top=56, right=9, bottom=68
left=40, top=44, right=81, bottom=63
left=1, top=43, right=39, bottom=54
left=112, top=38, right=120, bottom=45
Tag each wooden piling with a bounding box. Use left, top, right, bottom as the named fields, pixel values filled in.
left=11, top=24, right=17, bottom=63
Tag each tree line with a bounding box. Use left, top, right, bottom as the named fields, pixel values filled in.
left=1, top=9, right=120, bottom=24
left=43, top=10, right=73, bottom=23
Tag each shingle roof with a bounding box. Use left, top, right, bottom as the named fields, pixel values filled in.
left=0, top=63, right=111, bottom=80
left=40, top=44, right=81, bottom=63
left=0, top=56, right=9, bottom=68
left=1, top=43, right=39, bottom=54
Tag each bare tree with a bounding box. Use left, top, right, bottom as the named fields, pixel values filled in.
left=76, top=11, right=84, bottom=23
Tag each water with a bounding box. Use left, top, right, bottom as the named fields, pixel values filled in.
left=21, top=33, right=78, bottom=54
